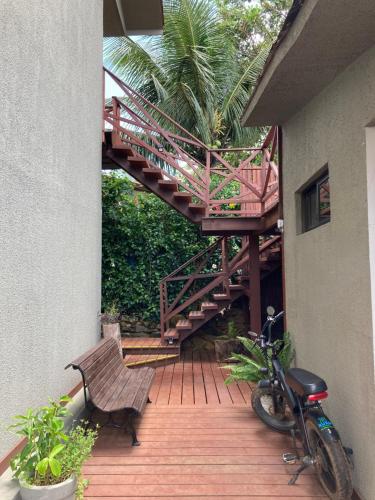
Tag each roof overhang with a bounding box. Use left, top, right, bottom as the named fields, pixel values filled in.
left=242, top=0, right=375, bottom=126
left=103, top=0, right=164, bottom=36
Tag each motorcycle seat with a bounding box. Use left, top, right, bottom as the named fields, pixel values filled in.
left=286, top=368, right=327, bottom=397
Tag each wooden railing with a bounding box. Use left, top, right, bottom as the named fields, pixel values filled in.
left=159, top=235, right=281, bottom=338
left=103, top=67, right=279, bottom=218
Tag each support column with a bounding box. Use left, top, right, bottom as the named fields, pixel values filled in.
left=248, top=233, right=261, bottom=334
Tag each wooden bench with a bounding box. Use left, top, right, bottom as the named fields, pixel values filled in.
left=65, top=337, right=155, bottom=445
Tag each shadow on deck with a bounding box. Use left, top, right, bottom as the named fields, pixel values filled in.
left=83, top=345, right=327, bottom=499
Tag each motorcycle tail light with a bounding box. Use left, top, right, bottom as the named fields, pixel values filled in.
left=307, top=391, right=328, bottom=402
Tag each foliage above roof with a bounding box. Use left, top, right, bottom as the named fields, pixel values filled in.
left=104, top=0, right=289, bottom=147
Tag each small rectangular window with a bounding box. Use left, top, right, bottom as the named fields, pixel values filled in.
left=301, top=171, right=330, bottom=232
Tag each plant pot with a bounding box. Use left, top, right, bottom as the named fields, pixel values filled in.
left=214, top=339, right=242, bottom=362
left=19, top=475, right=77, bottom=500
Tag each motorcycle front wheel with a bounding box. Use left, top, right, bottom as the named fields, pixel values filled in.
left=251, top=385, right=296, bottom=433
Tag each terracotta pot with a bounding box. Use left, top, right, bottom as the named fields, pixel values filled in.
left=19, top=475, right=77, bottom=500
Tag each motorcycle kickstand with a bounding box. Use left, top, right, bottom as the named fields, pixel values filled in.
left=288, top=456, right=314, bottom=486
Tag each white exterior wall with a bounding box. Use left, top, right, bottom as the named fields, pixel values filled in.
left=283, top=45, right=375, bottom=499
left=0, top=0, right=103, bottom=455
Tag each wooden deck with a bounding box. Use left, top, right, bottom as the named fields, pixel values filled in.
left=84, top=347, right=327, bottom=498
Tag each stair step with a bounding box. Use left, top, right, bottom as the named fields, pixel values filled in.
left=176, top=320, right=193, bottom=330
left=212, top=293, right=230, bottom=301
left=201, top=302, right=219, bottom=311
left=112, top=145, right=133, bottom=158
left=127, top=156, right=149, bottom=167
left=125, top=353, right=179, bottom=368
left=229, top=284, right=245, bottom=291
left=188, top=203, right=206, bottom=213
left=142, top=168, right=163, bottom=179
left=188, top=310, right=205, bottom=320
left=123, top=345, right=179, bottom=355
left=164, top=328, right=179, bottom=340
left=173, top=192, right=192, bottom=203
left=158, top=180, right=178, bottom=191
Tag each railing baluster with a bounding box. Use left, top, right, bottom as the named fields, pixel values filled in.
left=221, top=237, right=230, bottom=296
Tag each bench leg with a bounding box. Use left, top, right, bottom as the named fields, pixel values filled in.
left=147, top=397, right=152, bottom=403
left=131, top=428, right=141, bottom=447
left=125, top=413, right=141, bottom=446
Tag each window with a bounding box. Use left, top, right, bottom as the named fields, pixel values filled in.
left=301, top=170, right=330, bottom=233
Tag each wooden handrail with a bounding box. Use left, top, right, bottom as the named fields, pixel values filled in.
left=103, top=67, right=280, bottom=219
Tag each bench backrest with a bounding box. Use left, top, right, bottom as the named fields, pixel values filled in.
left=67, top=337, right=128, bottom=403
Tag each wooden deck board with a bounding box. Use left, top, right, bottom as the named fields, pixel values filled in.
left=85, top=347, right=327, bottom=498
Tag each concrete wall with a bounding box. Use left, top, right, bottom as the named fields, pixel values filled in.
left=0, top=1, right=103, bottom=456
left=283, top=44, right=375, bottom=499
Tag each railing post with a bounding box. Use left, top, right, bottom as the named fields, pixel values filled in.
left=221, top=237, right=230, bottom=296
left=248, top=233, right=261, bottom=333
left=111, top=97, right=121, bottom=148
left=205, top=151, right=211, bottom=217
left=102, top=69, right=105, bottom=143
left=160, top=282, right=166, bottom=341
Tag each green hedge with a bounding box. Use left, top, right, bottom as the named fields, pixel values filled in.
left=102, top=173, right=209, bottom=320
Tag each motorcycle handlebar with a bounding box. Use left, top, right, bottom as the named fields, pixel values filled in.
left=254, top=310, right=285, bottom=347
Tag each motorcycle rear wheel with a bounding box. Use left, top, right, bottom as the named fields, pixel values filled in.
left=306, top=417, right=353, bottom=499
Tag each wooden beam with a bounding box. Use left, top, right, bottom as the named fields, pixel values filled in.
left=248, top=234, right=261, bottom=334
left=201, top=217, right=263, bottom=236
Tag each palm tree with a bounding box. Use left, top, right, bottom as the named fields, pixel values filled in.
left=103, top=0, right=269, bottom=148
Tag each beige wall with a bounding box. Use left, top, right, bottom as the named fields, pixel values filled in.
left=0, top=1, right=103, bottom=456
left=283, top=44, right=375, bottom=499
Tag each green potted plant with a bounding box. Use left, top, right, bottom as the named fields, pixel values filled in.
left=214, top=320, right=243, bottom=362
left=101, top=301, right=121, bottom=325
left=225, top=331, right=295, bottom=383
left=9, top=396, right=98, bottom=500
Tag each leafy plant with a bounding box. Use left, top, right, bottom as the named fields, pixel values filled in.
left=104, top=0, right=270, bottom=148
left=9, top=397, right=98, bottom=499
left=225, top=331, right=295, bottom=384
left=216, top=319, right=239, bottom=341
left=102, top=173, right=209, bottom=320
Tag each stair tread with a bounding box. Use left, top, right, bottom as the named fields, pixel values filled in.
left=188, top=203, right=206, bottom=211
left=201, top=302, right=219, bottom=310
left=176, top=319, right=193, bottom=330
left=212, top=293, right=230, bottom=300
left=127, top=156, right=149, bottom=165
left=158, top=180, right=178, bottom=190
left=143, top=167, right=163, bottom=178
left=229, top=284, right=245, bottom=290
left=188, top=311, right=205, bottom=319
left=125, top=353, right=179, bottom=367
left=173, top=192, right=192, bottom=201
left=164, top=328, right=179, bottom=339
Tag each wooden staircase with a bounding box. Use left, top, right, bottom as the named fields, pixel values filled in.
left=164, top=284, right=247, bottom=344
left=160, top=235, right=281, bottom=345
left=102, top=67, right=280, bottom=235
left=101, top=67, right=282, bottom=364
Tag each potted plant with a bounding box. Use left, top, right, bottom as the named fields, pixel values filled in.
left=101, top=301, right=121, bottom=325
left=9, top=396, right=98, bottom=500
left=214, top=320, right=243, bottom=362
